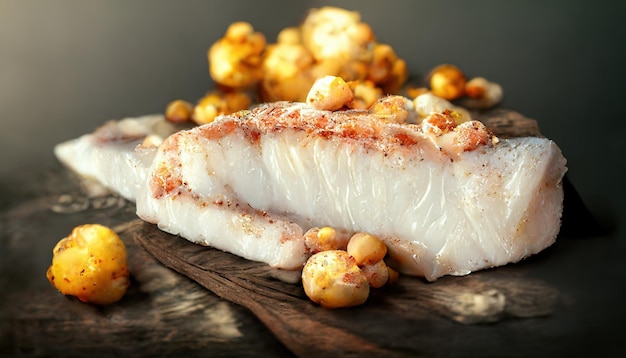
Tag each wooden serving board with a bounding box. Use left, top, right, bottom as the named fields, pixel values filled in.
left=123, top=110, right=567, bottom=356
left=132, top=220, right=560, bottom=357
left=0, top=108, right=604, bottom=357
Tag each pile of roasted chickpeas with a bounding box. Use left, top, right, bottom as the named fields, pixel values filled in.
left=301, top=227, right=398, bottom=308
left=165, top=6, right=503, bottom=127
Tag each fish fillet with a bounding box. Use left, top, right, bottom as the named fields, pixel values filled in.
left=55, top=102, right=567, bottom=281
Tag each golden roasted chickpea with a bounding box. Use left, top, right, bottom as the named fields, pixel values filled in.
left=368, top=95, right=414, bottom=123
left=276, top=27, right=301, bottom=45
left=335, top=60, right=369, bottom=83
left=193, top=93, right=222, bottom=125
left=367, top=43, right=408, bottom=94
left=454, top=120, right=498, bottom=152
left=421, top=109, right=457, bottom=136
left=192, top=90, right=252, bottom=125
left=208, top=22, right=266, bottom=89
left=361, top=259, right=389, bottom=288
left=367, top=44, right=396, bottom=84
left=428, top=64, right=467, bottom=100
left=300, top=6, right=374, bottom=63
left=463, top=77, right=503, bottom=109
left=302, top=250, right=370, bottom=308
left=348, top=80, right=383, bottom=109
left=386, top=266, right=400, bottom=286
left=304, top=226, right=350, bottom=253
left=223, top=90, right=252, bottom=114
left=346, top=232, right=387, bottom=266
left=465, top=77, right=487, bottom=99
left=306, top=76, right=354, bottom=111
left=165, top=99, right=193, bottom=123
left=380, top=57, right=408, bottom=94
left=46, top=224, right=130, bottom=305
left=404, top=86, right=429, bottom=99
left=140, top=134, right=164, bottom=148
left=414, top=92, right=472, bottom=125
left=259, top=42, right=316, bottom=102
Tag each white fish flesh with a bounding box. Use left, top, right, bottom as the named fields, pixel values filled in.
left=55, top=102, right=567, bottom=281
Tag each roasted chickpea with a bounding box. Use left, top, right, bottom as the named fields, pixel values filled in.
left=46, top=224, right=130, bottom=305
left=463, top=77, right=503, bottom=109
left=192, top=90, right=252, bottom=125
left=346, top=232, right=387, bottom=266
left=304, top=226, right=350, bottom=253
left=306, top=76, right=354, bottom=111
left=348, top=80, right=383, bottom=109
left=165, top=99, right=193, bottom=123
left=302, top=250, right=370, bottom=308
left=361, top=259, right=389, bottom=288
left=428, top=64, right=467, bottom=100
left=368, top=95, right=414, bottom=123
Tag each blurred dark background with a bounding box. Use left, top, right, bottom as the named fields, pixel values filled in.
left=1, top=0, right=625, bottom=233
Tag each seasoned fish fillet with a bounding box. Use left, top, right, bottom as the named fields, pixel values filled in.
left=55, top=102, right=567, bottom=281
left=55, top=116, right=167, bottom=201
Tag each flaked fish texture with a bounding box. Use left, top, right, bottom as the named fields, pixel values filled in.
left=55, top=102, right=567, bottom=281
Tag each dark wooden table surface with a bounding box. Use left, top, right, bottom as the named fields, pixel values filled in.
left=1, top=110, right=623, bottom=357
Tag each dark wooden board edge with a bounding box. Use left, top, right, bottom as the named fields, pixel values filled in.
left=133, top=219, right=561, bottom=358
